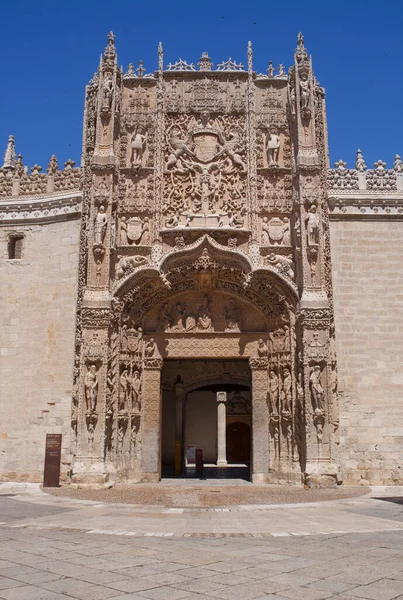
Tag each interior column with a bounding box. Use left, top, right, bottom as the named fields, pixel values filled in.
left=216, top=391, right=228, bottom=466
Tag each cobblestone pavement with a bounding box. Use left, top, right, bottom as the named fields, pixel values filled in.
left=0, top=484, right=403, bottom=599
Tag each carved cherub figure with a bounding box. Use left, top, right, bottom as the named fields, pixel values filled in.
left=131, top=127, right=146, bottom=167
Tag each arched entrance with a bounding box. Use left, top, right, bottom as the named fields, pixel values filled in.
left=161, top=360, right=251, bottom=479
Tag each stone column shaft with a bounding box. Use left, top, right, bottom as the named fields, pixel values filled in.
left=216, top=391, right=227, bottom=466
left=250, top=358, right=269, bottom=483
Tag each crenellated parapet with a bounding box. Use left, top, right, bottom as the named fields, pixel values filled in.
left=0, top=135, right=82, bottom=200
left=327, top=151, right=403, bottom=217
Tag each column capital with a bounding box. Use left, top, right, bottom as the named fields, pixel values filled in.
left=217, top=391, right=227, bottom=404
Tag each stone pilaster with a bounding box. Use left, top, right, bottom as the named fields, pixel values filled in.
left=249, top=357, right=269, bottom=483
left=141, top=357, right=163, bottom=482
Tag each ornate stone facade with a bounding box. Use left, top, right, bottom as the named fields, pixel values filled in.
left=1, top=33, right=402, bottom=486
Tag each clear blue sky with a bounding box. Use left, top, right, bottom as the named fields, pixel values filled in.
left=2, top=0, right=402, bottom=171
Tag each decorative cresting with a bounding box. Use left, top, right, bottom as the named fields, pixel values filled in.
left=71, top=32, right=340, bottom=487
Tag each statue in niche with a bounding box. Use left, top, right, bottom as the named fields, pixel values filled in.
left=306, top=205, right=319, bottom=247
left=290, top=85, right=296, bottom=116
left=197, top=296, right=213, bottom=331
left=224, top=299, right=241, bottom=332
left=119, top=368, right=130, bottom=412
left=268, top=370, right=279, bottom=415
left=85, top=364, right=98, bottom=414
left=267, top=126, right=280, bottom=166
left=172, top=302, right=186, bottom=331
left=144, top=338, right=157, bottom=357
left=131, top=370, right=141, bottom=411
left=309, top=365, right=325, bottom=412
left=158, top=303, right=172, bottom=331
left=130, top=126, right=146, bottom=167
left=257, top=338, right=268, bottom=357
left=185, top=314, right=197, bottom=331
left=300, top=73, right=310, bottom=109
left=261, top=217, right=270, bottom=245
left=102, top=71, right=114, bottom=110
left=94, top=205, right=108, bottom=245
left=281, top=368, right=292, bottom=413
left=127, top=327, right=143, bottom=354
left=141, top=217, right=150, bottom=245
left=282, top=217, right=291, bottom=245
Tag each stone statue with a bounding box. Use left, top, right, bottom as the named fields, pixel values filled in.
left=224, top=299, right=241, bottom=331
left=268, top=370, right=279, bottom=415
left=267, top=127, right=280, bottom=166
left=144, top=338, right=157, bottom=357
left=282, top=217, right=291, bottom=245
left=130, top=127, right=146, bottom=167
left=290, top=85, right=296, bottom=116
left=94, top=205, right=108, bottom=245
left=141, top=217, right=150, bottom=245
left=102, top=72, right=114, bottom=110
left=306, top=205, right=319, bottom=247
left=197, top=295, right=213, bottom=330
left=158, top=303, right=172, bottom=331
left=172, top=302, right=185, bottom=331
left=266, top=253, right=295, bottom=280
left=300, top=73, right=310, bottom=109
left=119, top=369, right=130, bottom=412
left=281, top=368, right=292, bottom=413
left=257, top=338, right=268, bottom=357
left=85, top=364, right=98, bottom=413
left=131, top=370, right=141, bottom=411
left=261, top=217, right=270, bottom=245
left=310, top=365, right=325, bottom=412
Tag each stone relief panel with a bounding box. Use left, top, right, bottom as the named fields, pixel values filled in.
left=162, top=112, right=247, bottom=228
left=142, top=291, right=265, bottom=333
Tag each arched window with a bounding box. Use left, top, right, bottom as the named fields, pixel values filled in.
left=8, top=234, right=24, bottom=259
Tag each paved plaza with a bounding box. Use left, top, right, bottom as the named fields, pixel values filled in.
left=0, top=484, right=403, bottom=599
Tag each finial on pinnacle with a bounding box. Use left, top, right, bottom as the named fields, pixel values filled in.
left=356, top=149, right=367, bottom=172
left=297, top=32, right=305, bottom=48
left=2, top=134, right=16, bottom=170
left=158, top=42, right=163, bottom=72
left=103, top=31, right=116, bottom=65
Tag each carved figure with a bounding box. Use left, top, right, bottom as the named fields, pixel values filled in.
left=306, top=205, right=319, bottom=247
left=116, top=255, right=148, bottom=279
left=266, top=253, right=295, bottom=280
left=228, top=211, right=243, bottom=228
left=290, top=85, right=296, bottom=116
left=300, top=73, right=310, bottom=109
left=268, top=370, right=279, bottom=415
left=224, top=299, right=241, bottom=331
left=144, top=338, right=157, bottom=357
left=130, top=127, right=146, bottom=167
left=94, top=205, right=107, bottom=245
left=131, top=370, right=141, bottom=411
left=102, top=72, right=114, bottom=110
left=119, top=369, right=130, bottom=412
left=85, top=364, right=98, bottom=413
left=282, top=217, right=291, bottom=245
left=197, top=295, right=213, bottom=330
left=267, top=127, right=280, bottom=166
left=281, top=368, right=292, bottom=413
left=172, top=302, right=185, bottom=331
left=158, top=303, right=172, bottom=331
left=165, top=213, right=180, bottom=228
left=310, top=365, right=325, bottom=412
left=261, top=216, right=270, bottom=245
left=257, top=338, right=268, bottom=357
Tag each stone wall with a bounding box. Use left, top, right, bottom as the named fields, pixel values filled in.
left=0, top=217, right=80, bottom=481
left=330, top=219, right=403, bottom=485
